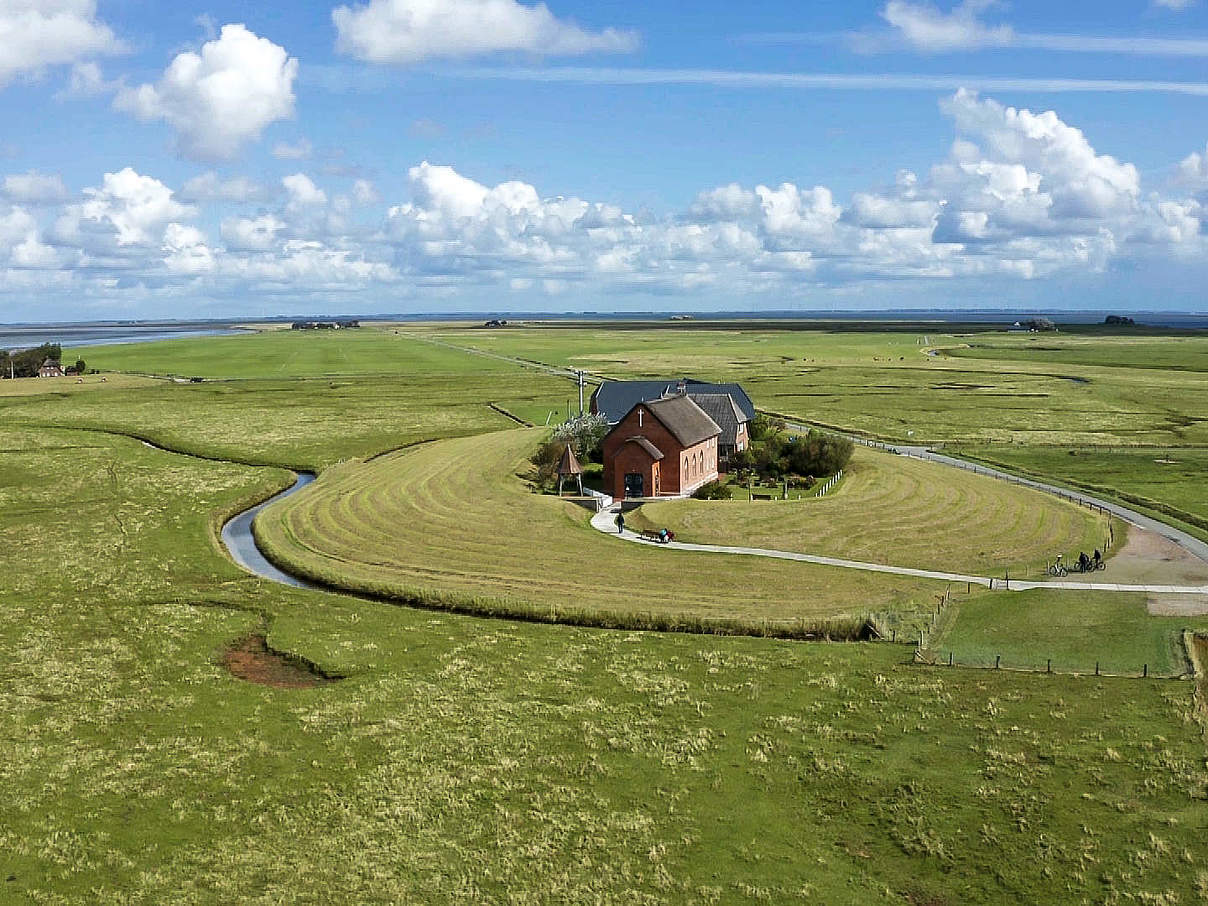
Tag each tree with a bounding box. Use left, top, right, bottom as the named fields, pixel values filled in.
left=75, top=359, right=86, bottom=375
left=749, top=414, right=785, bottom=442
left=552, top=413, right=610, bottom=463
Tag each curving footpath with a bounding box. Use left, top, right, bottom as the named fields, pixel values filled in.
left=589, top=505, right=1208, bottom=596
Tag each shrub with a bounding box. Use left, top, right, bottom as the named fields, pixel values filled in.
left=692, top=480, right=730, bottom=500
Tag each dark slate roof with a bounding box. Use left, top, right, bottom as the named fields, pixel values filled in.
left=643, top=396, right=721, bottom=447
left=689, top=393, right=747, bottom=446
left=622, top=437, right=664, bottom=460
left=592, top=379, right=755, bottom=424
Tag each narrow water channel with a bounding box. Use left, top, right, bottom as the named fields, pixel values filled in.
left=221, top=472, right=318, bottom=589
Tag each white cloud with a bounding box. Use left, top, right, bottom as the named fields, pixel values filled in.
left=942, top=89, right=1139, bottom=220
left=352, top=178, right=379, bottom=205
left=114, top=24, right=298, bottom=161
left=179, top=171, right=270, bottom=203
left=0, top=0, right=121, bottom=86
left=2, top=171, right=69, bottom=204
left=882, top=0, right=1013, bottom=52
left=1178, top=145, right=1208, bottom=190
left=221, top=213, right=287, bottom=251
left=6, top=92, right=1207, bottom=315
left=332, top=0, right=638, bottom=64
left=1154, top=0, right=1195, bottom=10
left=55, top=167, right=190, bottom=248
left=283, top=173, right=328, bottom=210
left=272, top=138, right=313, bottom=160
left=162, top=223, right=214, bottom=274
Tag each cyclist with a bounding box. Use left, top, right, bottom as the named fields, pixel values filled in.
left=1093, top=549, right=1102, bottom=569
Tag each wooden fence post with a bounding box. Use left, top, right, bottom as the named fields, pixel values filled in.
left=995, top=655, right=1000, bottom=670
left=1095, top=661, right=1100, bottom=676
left=1143, top=664, right=1148, bottom=678
left=1047, top=658, right=1051, bottom=674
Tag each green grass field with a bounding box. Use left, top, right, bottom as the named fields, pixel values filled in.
left=951, top=444, right=1208, bottom=543
left=255, top=428, right=945, bottom=632
left=632, top=445, right=1111, bottom=577
left=6, top=323, right=1208, bottom=901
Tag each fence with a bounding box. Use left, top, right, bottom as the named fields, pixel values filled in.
left=907, top=592, right=1196, bottom=680
left=912, top=649, right=1189, bottom=681
left=814, top=469, right=843, bottom=498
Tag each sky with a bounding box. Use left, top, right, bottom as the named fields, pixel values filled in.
left=3, top=0, right=1208, bottom=321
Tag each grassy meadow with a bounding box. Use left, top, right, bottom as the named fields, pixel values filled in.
left=632, top=444, right=1112, bottom=577
left=4, top=323, right=1208, bottom=901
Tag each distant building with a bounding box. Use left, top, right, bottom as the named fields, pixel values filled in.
left=483, top=319, right=509, bottom=328
left=291, top=320, right=360, bottom=330
left=38, top=358, right=63, bottom=378
left=601, top=395, right=722, bottom=500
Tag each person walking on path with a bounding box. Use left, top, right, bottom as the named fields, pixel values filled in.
left=615, top=511, right=625, bottom=535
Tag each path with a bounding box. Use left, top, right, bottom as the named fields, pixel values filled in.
left=590, top=505, right=1208, bottom=596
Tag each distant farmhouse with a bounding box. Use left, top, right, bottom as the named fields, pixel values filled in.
left=38, top=358, right=64, bottom=378
left=593, top=379, right=753, bottom=500
left=291, top=320, right=360, bottom=330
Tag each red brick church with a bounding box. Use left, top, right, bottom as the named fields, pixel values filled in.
left=601, top=394, right=722, bottom=500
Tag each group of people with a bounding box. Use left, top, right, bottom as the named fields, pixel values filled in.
left=1077, top=549, right=1103, bottom=572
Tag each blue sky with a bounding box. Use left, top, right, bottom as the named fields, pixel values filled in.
left=3, top=0, right=1208, bottom=320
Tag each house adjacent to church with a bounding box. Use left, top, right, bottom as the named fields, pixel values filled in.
left=601, top=394, right=722, bottom=500
left=592, top=378, right=752, bottom=467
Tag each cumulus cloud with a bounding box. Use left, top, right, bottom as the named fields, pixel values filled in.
left=54, top=167, right=191, bottom=249
left=221, top=213, right=287, bottom=251
left=2, top=171, right=69, bottom=204
left=332, top=0, right=638, bottom=64
left=0, top=0, right=121, bottom=86
left=6, top=92, right=1207, bottom=314
left=1177, top=145, right=1208, bottom=190
left=114, top=24, right=298, bottom=161
left=882, top=0, right=1013, bottom=52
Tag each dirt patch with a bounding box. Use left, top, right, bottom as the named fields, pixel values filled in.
left=1110, top=528, right=1208, bottom=586
left=222, top=635, right=336, bottom=689
left=1148, top=594, right=1208, bottom=616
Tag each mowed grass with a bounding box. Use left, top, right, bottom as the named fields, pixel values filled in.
left=633, top=446, right=1111, bottom=577
left=954, top=444, right=1208, bottom=544
left=937, top=588, right=1204, bottom=676
left=256, top=428, right=948, bottom=631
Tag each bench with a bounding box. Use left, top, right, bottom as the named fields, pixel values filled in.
left=751, top=493, right=775, bottom=501
left=639, top=529, right=675, bottom=544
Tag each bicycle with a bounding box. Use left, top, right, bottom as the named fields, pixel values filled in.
left=1048, top=555, right=1068, bottom=578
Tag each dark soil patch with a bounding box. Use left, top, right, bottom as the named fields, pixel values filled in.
left=222, top=635, right=337, bottom=689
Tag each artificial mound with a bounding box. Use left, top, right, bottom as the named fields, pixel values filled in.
left=254, top=428, right=947, bottom=633
left=634, top=445, right=1112, bottom=577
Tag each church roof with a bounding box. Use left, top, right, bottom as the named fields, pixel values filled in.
left=642, top=395, right=722, bottom=447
